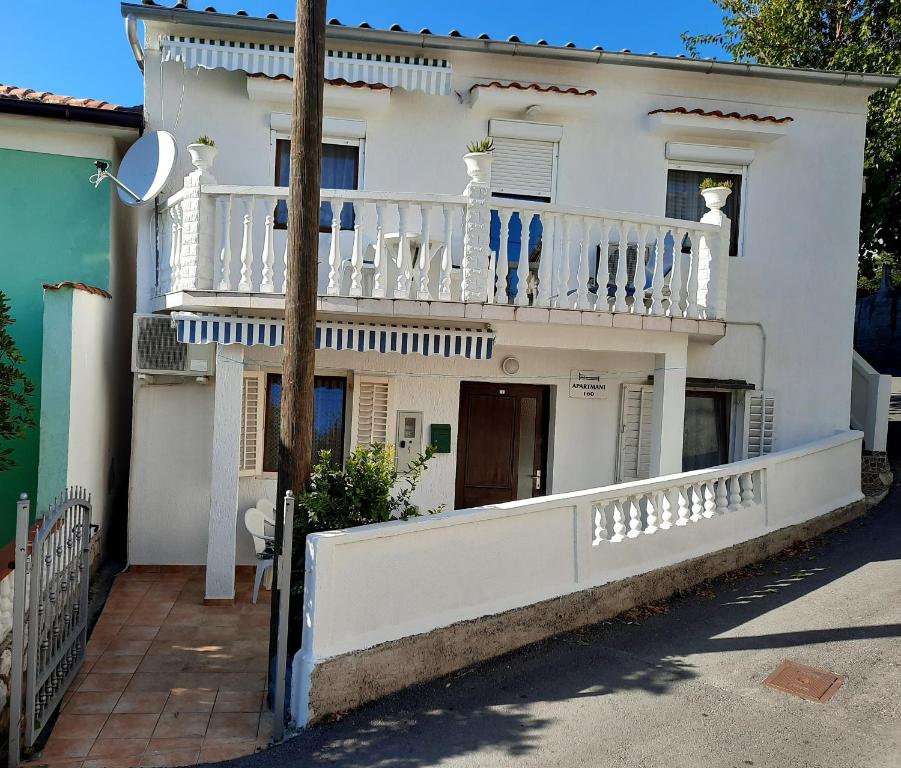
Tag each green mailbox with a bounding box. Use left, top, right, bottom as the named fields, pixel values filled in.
left=430, top=424, right=452, bottom=453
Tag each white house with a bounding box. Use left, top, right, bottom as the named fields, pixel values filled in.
left=119, top=1, right=897, bottom=604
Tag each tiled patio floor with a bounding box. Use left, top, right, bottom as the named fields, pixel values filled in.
left=28, top=568, right=273, bottom=768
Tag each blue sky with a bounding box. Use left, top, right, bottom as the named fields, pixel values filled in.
left=1, top=1, right=727, bottom=106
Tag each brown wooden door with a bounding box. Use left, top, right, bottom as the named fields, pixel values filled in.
left=455, top=382, right=550, bottom=509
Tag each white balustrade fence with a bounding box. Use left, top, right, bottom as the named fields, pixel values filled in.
left=158, top=179, right=730, bottom=320
left=292, top=430, right=863, bottom=724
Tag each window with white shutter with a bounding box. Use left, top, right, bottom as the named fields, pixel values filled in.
left=489, top=136, right=556, bottom=200
left=355, top=376, right=391, bottom=447
left=742, top=390, right=775, bottom=458
left=239, top=372, right=265, bottom=475
left=617, top=384, right=654, bottom=482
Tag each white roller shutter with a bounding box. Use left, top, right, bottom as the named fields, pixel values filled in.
left=355, top=377, right=391, bottom=447
left=618, top=384, right=654, bottom=482
left=743, top=390, right=775, bottom=458
left=239, top=372, right=265, bottom=475
left=489, top=136, right=556, bottom=199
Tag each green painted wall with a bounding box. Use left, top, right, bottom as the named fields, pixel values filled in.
left=0, top=149, right=111, bottom=545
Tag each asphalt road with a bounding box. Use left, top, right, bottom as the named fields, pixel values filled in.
left=212, top=456, right=901, bottom=768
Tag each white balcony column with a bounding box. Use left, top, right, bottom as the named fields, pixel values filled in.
left=205, top=343, right=244, bottom=602
left=649, top=342, right=687, bottom=477
left=461, top=179, right=491, bottom=303
left=699, top=199, right=732, bottom=320
left=176, top=168, right=216, bottom=292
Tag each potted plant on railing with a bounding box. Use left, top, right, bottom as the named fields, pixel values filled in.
left=699, top=177, right=732, bottom=211
left=187, top=135, right=218, bottom=172
left=463, top=138, right=494, bottom=183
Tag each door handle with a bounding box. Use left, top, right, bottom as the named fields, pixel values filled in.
left=529, top=469, right=542, bottom=491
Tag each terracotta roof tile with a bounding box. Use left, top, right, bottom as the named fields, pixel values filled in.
left=0, top=84, right=141, bottom=113
left=43, top=282, right=112, bottom=298
left=648, top=106, right=793, bottom=124
left=470, top=81, right=597, bottom=96
left=247, top=73, right=391, bottom=90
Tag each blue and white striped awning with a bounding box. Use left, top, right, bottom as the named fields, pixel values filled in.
left=160, top=37, right=453, bottom=96
left=172, top=314, right=495, bottom=360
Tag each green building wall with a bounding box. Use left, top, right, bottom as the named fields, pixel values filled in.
left=0, top=148, right=111, bottom=545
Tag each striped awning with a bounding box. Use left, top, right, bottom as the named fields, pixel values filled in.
left=173, top=314, right=495, bottom=360
left=160, top=37, right=453, bottom=96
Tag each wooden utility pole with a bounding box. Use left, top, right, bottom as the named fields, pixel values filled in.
left=272, top=0, right=326, bottom=661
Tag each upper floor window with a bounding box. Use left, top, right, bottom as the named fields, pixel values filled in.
left=274, top=138, right=360, bottom=231
left=666, top=167, right=742, bottom=257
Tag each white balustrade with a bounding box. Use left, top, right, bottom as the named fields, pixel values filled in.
left=592, top=466, right=765, bottom=546
left=157, top=182, right=728, bottom=320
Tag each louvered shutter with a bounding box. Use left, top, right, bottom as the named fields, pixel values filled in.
left=743, top=390, right=775, bottom=458
left=618, top=384, right=654, bottom=482
left=239, top=372, right=265, bottom=475
left=489, top=136, right=556, bottom=199
left=355, top=377, right=391, bottom=447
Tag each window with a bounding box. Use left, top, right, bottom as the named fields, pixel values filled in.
left=666, top=168, right=742, bottom=257
left=682, top=390, right=732, bottom=471
left=274, top=139, right=359, bottom=231
left=259, top=374, right=348, bottom=472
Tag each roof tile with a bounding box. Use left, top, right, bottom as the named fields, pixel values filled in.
left=0, top=83, right=140, bottom=113
left=648, top=106, right=794, bottom=124
left=471, top=81, right=596, bottom=96
left=43, top=282, right=112, bottom=298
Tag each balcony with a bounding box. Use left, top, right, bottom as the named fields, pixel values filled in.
left=155, top=168, right=730, bottom=335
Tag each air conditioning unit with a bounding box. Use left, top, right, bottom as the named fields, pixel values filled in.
left=132, top=314, right=215, bottom=376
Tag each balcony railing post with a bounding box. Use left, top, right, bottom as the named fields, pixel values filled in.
left=176, top=169, right=215, bottom=291
left=700, top=201, right=731, bottom=321
left=461, top=180, right=491, bottom=303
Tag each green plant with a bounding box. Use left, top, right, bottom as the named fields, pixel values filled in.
left=298, top=443, right=443, bottom=533
left=0, top=292, right=34, bottom=472
left=466, top=138, right=494, bottom=154
left=193, top=135, right=215, bottom=147
left=699, top=177, right=733, bottom=191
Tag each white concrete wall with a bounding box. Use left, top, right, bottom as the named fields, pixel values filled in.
left=65, top=291, right=117, bottom=547
left=292, top=430, right=864, bottom=722
left=135, top=26, right=873, bottom=454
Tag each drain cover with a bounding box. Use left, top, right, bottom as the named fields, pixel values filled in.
left=763, top=661, right=843, bottom=702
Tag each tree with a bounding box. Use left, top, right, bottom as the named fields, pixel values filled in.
left=683, top=0, right=901, bottom=292
left=0, top=292, right=34, bottom=472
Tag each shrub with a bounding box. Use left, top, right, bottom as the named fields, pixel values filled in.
left=0, top=292, right=34, bottom=472
left=193, top=135, right=215, bottom=146
left=699, top=177, right=733, bottom=191
left=466, top=138, right=494, bottom=154
left=298, top=443, right=443, bottom=533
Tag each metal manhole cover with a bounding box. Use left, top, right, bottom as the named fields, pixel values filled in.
left=763, top=661, right=843, bottom=702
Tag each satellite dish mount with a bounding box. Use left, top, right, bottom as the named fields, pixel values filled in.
left=89, top=130, right=178, bottom=208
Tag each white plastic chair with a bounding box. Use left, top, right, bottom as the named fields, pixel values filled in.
left=244, top=503, right=275, bottom=604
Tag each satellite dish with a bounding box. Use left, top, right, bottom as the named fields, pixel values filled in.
left=90, top=131, right=178, bottom=207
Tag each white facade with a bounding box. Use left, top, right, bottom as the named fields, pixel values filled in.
left=120, top=3, right=893, bottom=599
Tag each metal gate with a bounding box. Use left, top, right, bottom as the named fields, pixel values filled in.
left=8, top=488, right=92, bottom=767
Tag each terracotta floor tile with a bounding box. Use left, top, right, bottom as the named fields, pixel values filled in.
left=39, top=736, right=97, bottom=759
left=100, top=713, right=161, bottom=739
left=117, top=626, right=160, bottom=641
left=64, top=691, right=123, bottom=715
left=87, top=737, right=150, bottom=759
left=114, top=692, right=171, bottom=715
left=50, top=713, right=109, bottom=740
left=212, top=691, right=263, bottom=713
left=105, top=638, right=153, bottom=656
left=164, top=689, right=216, bottom=714
left=78, top=673, right=132, bottom=693
left=152, top=712, right=211, bottom=740
left=257, top=713, right=273, bottom=741
left=145, top=737, right=203, bottom=754
left=205, top=712, right=260, bottom=742
left=139, top=748, right=200, bottom=767
left=125, top=673, right=183, bottom=693
left=136, top=655, right=188, bottom=675
left=197, top=742, right=259, bottom=762
left=31, top=760, right=85, bottom=768
left=82, top=757, right=144, bottom=768
left=213, top=673, right=266, bottom=692
left=93, top=654, right=145, bottom=674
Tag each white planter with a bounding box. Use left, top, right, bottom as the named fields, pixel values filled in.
left=187, top=143, right=218, bottom=172
left=700, top=186, right=732, bottom=212
left=463, top=152, right=492, bottom=183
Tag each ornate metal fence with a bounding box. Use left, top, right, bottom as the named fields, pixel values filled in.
left=8, top=488, right=92, bottom=767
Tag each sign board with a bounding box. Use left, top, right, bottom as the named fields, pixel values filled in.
left=569, top=370, right=608, bottom=400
